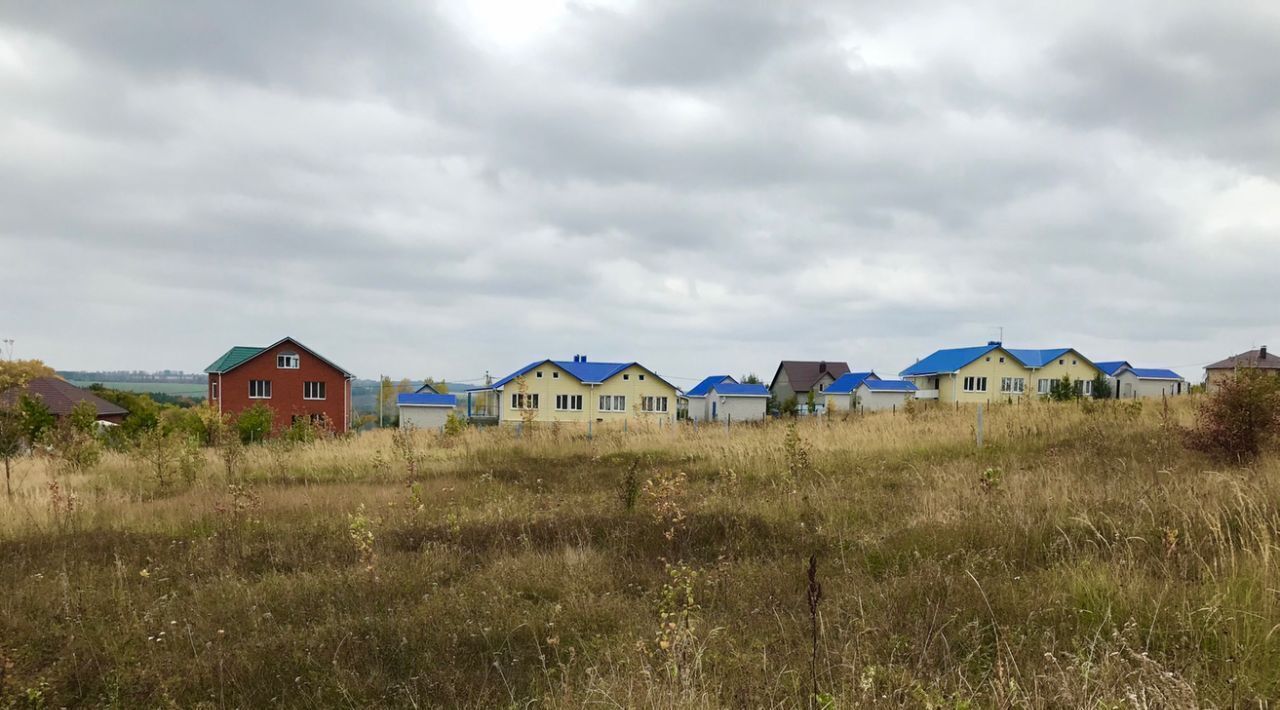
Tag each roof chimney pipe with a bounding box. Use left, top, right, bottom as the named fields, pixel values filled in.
left=1262, top=346, right=1269, bottom=360
left=819, top=361, right=827, bottom=373
left=988, top=340, right=1001, bottom=346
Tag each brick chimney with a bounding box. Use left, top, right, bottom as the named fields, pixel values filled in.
left=818, top=361, right=827, bottom=373
left=1262, top=346, right=1269, bottom=360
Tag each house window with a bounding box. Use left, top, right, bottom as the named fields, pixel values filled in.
left=642, top=396, right=669, bottom=412
left=536, top=371, right=543, bottom=378
left=1058, top=359, right=1064, bottom=365
left=304, top=381, right=326, bottom=400
left=553, top=372, right=559, bottom=379
left=211, top=381, right=219, bottom=400
left=999, top=357, right=1005, bottom=363
left=510, top=393, right=539, bottom=409
left=599, top=395, right=625, bottom=411
left=249, top=380, right=271, bottom=399
left=639, top=374, right=645, bottom=380
left=277, top=352, right=300, bottom=369
left=1075, top=379, right=1093, bottom=396
left=962, top=376, right=987, bottom=392
left=985, top=357, right=991, bottom=362
left=1038, top=379, right=1051, bottom=394
left=1000, top=377, right=1025, bottom=394
left=555, top=394, right=583, bottom=411
left=623, top=374, right=630, bottom=380
left=1072, top=360, right=1077, bottom=365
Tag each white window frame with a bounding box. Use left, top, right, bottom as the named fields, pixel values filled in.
left=510, top=393, right=539, bottom=410
left=211, top=381, right=219, bottom=400
left=1038, top=378, right=1051, bottom=394
left=555, top=394, right=583, bottom=411
left=642, top=396, right=669, bottom=413
left=304, top=381, right=326, bottom=400
left=963, top=376, right=987, bottom=393
left=277, top=352, right=300, bottom=369
left=1000, top=377, right=1024, bottom=394
left=249, top=379, right=271, bottom=399
left=599, top=395, right=626, bottom=412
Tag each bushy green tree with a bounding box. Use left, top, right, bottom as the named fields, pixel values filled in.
left=1048, top=374, right=1076, bottom=402
left=1091, top=373, right=1113, bottom=400
left=18, top=394, right=54, bottom=444
left=0, top=405, right=22, bottom=498
left=236, top=403, right=274, bottom=444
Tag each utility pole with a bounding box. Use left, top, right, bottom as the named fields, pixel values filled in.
left=379, top=375, right=384, bottom=428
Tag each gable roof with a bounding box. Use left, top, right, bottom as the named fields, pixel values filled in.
left=687, top=375, right=734, bottom=398
left=901, top=344, right=1098, bottom=376
left=900, top=344, right=1001, bottom=377
left=825, top=371, right=878, bottom=395
left=397, top=393, right=457, bottom=407
left=1205, top=348, right=1280, bottom=370
left=1004, top=348, right=1074, bottom=368
left=861, top=379, right=918, bottom=392
left=1, top=377, right=128, bottom=418
left=709, top=382, right=770, bottom=397
left=1123, top=366, right=1184, bottom=381
left=770, top=361, right=852, bottom=393
left=1094, top=360, right=1130, bottom=376
left=205, top=337, right=354, bottom=377
left=480, top=358, right=678, bottom=391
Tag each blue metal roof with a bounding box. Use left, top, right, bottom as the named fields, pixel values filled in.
left=825, top=371, right=877, bottom=394
left=686, top=375, right=732, bottom=397
left=900, top=345, right=1000, bottom=376
left=1094, top=361, right=1129, bottom=376
left=1005, top=348, right=1074, bottom=368
left=1128, top=367, right=1183, bottom=380
left=710, top=382, right=769, bottom=396
left=862, top=379, right=917, bottom=392
left=397, top=393, right=457, bottom=407
left=481, top=358, right=676, bottom=391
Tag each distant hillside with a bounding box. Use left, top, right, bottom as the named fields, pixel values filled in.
left=61, top=371, right=207, bottom=401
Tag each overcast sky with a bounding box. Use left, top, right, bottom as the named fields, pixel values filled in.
left=3, top=1, right=1279, bottom=386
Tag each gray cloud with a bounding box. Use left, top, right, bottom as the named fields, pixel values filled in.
left=2, top=0, right=1279, bottom=383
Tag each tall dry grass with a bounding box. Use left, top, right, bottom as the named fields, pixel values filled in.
left=3, top=397, right=1278, bottom=707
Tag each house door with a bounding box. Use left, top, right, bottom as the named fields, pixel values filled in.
left=712, top=401, right=718, bottom=420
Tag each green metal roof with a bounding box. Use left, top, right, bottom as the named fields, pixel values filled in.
left=205, top=346, right=265, bottom=373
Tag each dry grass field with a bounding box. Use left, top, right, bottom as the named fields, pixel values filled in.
left=3, top=398, right=1279, bottom=707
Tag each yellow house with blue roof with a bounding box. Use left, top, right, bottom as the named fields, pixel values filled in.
left=900, top=341, right=1102, bottom=404
left=467, top=355, right=679, bottom=426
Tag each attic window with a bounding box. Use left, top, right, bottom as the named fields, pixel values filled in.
left=278, top=352, right=300, bottom=369
left=1059, top=359, right=1064, bottom=365
left=985, top=357, right=990, bottom=362
left=639, top=374, right=645, bottom=380
left=999, top=357, right=1005, bottom=363
left=552, top=372, right=559, bottom=379
left=1072, top=359, right=1077, bottom=365
left=536, top=371, right=543, bottom=378
left=623, top=374, right=630, bottom=380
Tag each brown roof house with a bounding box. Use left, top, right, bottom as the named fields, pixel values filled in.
left=769, top=360, right=851, bottom=408
left=1204, top=346, right=1280, bottom=392
left=0, top=377, right=129, bottom=423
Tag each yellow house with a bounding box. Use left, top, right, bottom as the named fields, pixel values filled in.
left=467, top=355, right=679, bottom=427
left=900, top=341, right=1102, bottom=404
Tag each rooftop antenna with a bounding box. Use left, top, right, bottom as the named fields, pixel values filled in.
left=997, top=326, right=1004, bottom=344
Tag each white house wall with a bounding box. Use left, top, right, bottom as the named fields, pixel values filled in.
left=399, top=406, right=452, bottom=430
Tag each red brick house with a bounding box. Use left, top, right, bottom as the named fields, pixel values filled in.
left=205, top=337, right=354, bottom=432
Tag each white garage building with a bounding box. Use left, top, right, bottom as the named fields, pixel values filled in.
left=397, top=392, right=458, bottom=430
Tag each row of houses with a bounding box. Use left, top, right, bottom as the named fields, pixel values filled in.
left=14, top=337, right=1274, bottom=433
left=198, top=338, right=1277, bottom=431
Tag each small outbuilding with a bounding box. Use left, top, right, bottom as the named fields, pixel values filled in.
left=821, top=371, right=878, bottom=413
left=397, top=392, right=457, bottom=430
left=855, top=379, right=918, bottom=411
left=685, top=376, right=769, bottom=422
left=1096, top=361, right=1187, bottom=398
